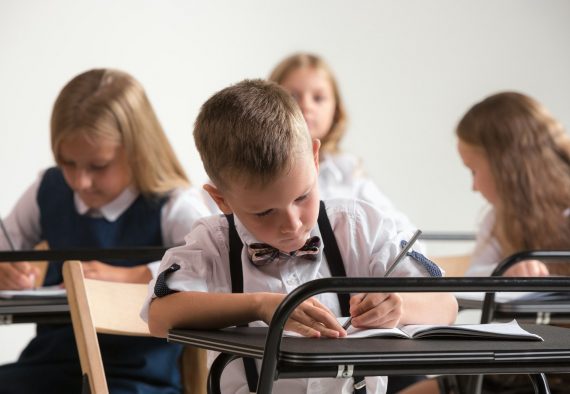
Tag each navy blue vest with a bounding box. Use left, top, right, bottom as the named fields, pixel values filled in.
left=0, top=168, right=182, bottom=394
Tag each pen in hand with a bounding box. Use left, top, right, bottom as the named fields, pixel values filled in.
left=0, top=216, right=16, bottom=251
left=1, top=215, right=37, bottom=289
left=343, top=229, right=423, bottom=331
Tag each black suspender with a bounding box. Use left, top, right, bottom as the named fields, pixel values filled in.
left=317, top=201, right=351, bottom=318
left=225, top=201, right=366, bottom=393
left=226, top=214, right=259, bottom=392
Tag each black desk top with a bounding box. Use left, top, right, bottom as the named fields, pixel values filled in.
left=457, top=295, right=570, bottom=324
left=169, top=324, right=570, bottom=376
left=0, top=298, right=69, bottom=324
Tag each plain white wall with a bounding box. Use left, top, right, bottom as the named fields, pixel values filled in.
left=1, top=0, right=569, bottom=364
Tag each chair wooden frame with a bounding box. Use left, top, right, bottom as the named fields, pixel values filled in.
left=62, top=260, right=207, bottom=394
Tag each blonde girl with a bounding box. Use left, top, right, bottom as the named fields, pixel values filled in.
left=0, top=68, right=210, bottom=393
left=269, top=53, right=416, bottom=233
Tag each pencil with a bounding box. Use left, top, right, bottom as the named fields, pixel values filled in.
left=342, top=229, right=423, bottom=330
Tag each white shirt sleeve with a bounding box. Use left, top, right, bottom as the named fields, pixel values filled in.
left=466, top=209, right=502, bottom=276
left=326, top=199, right=433, bottom=279
left=148, top=187, right=213, bottom=278
left=140, top=215, right=230, bottom=322
left=0, top=175, right=43, bottom=250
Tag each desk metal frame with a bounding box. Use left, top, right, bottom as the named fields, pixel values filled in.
left=0, top=248, right=167, bottom=324
left=169, top=277, right=570, bottom=394
left=481, top=250, right=570, bottom=324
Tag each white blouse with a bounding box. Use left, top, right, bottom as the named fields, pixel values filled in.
left=0, top=170, right=213, bottom=278
left=466, top=208, right=504, bottom=276
left=319, top=152, right=416, bottom=233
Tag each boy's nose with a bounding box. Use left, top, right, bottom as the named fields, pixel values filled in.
left=280, top=209, right=302, bottom=234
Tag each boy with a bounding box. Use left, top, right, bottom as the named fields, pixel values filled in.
left=142, top=79, right=458, bottom=394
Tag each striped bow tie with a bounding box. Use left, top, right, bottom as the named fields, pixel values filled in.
left=247, top=236, right=321, bottom=266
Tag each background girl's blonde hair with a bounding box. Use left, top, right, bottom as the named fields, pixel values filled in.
left=51, top=68, right=189, bottom=195
left=457, top=92, right=570, bottom=271
left=269, top=53, right=347, bottom=155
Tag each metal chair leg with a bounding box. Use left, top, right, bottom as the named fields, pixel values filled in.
left=208, top=353, right=240, bottom=394
left=529, top=373, right=551, bottom=394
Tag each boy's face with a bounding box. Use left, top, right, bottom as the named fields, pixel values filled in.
left=58, top=133, right=133, bottom=209
left=206, top=140, right=321, bottom=253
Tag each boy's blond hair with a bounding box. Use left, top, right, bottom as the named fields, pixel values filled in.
left=51, top=68, right=190, bottom=196
left=457, top=92, right=570, bottom=273
left=269, top=52, right=347, bottom=155
left=194, top=79, right=310, bottom=190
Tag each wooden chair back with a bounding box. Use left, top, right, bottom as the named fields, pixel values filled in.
left=62, top=260, right=207, bottom=394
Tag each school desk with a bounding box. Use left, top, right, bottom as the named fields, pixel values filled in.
left=167, top=276, right=570, bottom=394
left=0, top=248, right=167, bottom=325
left=478, top=250, right=570, bottom=324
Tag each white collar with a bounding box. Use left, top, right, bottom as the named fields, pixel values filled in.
left=232, top=214, right=321, bottom=250
left=74, top=186, right=139, bottom=222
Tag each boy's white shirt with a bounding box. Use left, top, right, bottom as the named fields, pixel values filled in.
left=0, top=170, right=213, bottom=278
left=142, top=198, right=440, bottom=394
left=319, top=152, right=416, bottom=234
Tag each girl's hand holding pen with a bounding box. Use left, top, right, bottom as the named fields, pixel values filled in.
left=258, top=293, right=347, bottom=338
left=0, top=261, right=39, bottom=290
left=348, top=292, right=403, bottom=329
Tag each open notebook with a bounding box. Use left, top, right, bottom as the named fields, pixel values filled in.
left=285, top=318, right=542, bottom=341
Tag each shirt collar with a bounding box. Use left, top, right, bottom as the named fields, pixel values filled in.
left=232, top=214, right=322, bottom=251
left=74, top=186, right=139, bottom=222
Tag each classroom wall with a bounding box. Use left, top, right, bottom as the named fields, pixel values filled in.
left=1, top=0, right=569, bottom=364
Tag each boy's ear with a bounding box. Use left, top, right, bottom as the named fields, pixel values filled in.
left=203, top=184, right=233, bottom=214
left=312, top=138, right=321, bottom=171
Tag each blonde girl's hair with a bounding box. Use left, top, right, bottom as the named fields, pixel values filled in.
left=269, top=52, right=347, bottom=155
left=457, top=92, right=570, bottom=272
left=51, top=68, right=189, bottom=196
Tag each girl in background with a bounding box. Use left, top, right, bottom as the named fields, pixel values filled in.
left=459, top=91, right=570, bottom=278
left=402, top=91, right=570, bottom=394
left=269, top=53, right=416, bottom=234
left=270, top=53, right=424, bottom=394
left=0, top=68, right=211, bottom=393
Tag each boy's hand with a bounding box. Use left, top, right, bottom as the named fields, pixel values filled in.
left=349, top=293, right=403, bottom=329
left=503, top=260, right=549, bottom=277
left=0, top=262, right=39, bottom=290
left=257, top=293, right=346, bottom=338
left=81, top=261, right=152, bottom=283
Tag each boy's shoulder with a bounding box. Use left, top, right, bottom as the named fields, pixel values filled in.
left=164, top=186, right=216, bottom=216
left=322, top=198, right=388, bottom=228
left=184, top=213, right=230, bottom=245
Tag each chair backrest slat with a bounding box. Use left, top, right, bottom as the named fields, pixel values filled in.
left=63, top=260, right=109, bottom=394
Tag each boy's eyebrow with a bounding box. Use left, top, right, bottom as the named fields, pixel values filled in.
left=248, top=190, right=313, bottom=215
